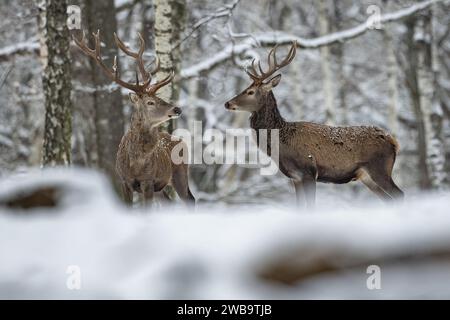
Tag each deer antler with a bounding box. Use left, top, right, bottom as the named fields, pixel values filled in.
left=73, top=30, right=151, bottom=93
left=146, top=71, right=175, bottom=94
left=74, top=31, right=173, bottom=95
left=246, top=41, right=297, bottom=83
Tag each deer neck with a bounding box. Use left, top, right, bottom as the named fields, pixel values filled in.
left=129, top=115, right=159, bottom=150
left=250, top=91, right=285, bottom=130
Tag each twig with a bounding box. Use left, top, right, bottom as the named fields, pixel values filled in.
left=0, top=65, right=13, bottom=90
left=181, top=0, right=443, bottom=79
left=115, top=0, right=139, bottom=13
left=0, top=39, right=39, bottom=62
left=172, top=0, right=241, bottom=50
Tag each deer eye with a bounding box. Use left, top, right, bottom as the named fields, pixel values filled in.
left=147, top=101, right=155, bottom=106
left=247, top=90, right=255, bottom=95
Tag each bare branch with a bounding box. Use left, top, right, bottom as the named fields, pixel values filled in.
left=172, top=0, right=241, bottom=50
left=115, top=0, right=139, bottom=13
left=0, top=40, right=39, bottom=62
left=182, top=0, right=444, bottom=79
left=0, top=64, right=13, bottom=90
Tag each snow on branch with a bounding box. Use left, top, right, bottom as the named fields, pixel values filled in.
left=173, top=0, right=241, bottom=50
left=0, top=40, right=40, bottom=62
left=181, top=0, right=443, bottom=79
left=115, top=0, right=139, bottom=12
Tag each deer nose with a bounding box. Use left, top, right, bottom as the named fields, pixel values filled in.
left=225, top=102, right=230, bottom=109
left=173, top=107, right=182, bottom=115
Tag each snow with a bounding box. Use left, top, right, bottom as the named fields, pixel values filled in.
left=181, top=0, right=443, bottom=79
left=1, top=168, right=450, bottom=299
left=0, top=40, right=39, bottom=62
left=0, top=134, right=13, bottom=148
left=174, top=0, right=242, bottom=50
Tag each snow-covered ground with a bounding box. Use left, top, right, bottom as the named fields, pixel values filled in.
left=1, top=168, right=450, bottom=299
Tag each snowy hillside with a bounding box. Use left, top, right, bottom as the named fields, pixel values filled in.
left=1, top=168, right=450, bottom=299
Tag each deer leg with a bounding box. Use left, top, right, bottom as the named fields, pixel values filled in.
left=358, top=170, right=392, bottom=201
left=303, top=174, right=316, bottom=209
left=121, top=183, right=133, bottom=205
left=162, top=189, right=172, bottom=201
left=172, top=164, right=195, bottom=205
left=388, top=178, right=404, bottom=199
left=152, top=190, right=171, bottom=207
left=293, top=179, right=305, bottom=206
left=293, top=174, right=316, bottom=208
left=141, top=181, right=155, bottom=208
left=364, top=166, right=404, bottom=200
left=372, top=175, right=404, bottom=200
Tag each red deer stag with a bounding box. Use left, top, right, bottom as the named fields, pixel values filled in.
left=224, top=42, right=403, bottom=207
left=74, top=31, right=194, bottom=206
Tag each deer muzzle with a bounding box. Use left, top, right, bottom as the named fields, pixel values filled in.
left=168, top=106, right=182, bottom=118
left=224, top=101, right=236, bottom=110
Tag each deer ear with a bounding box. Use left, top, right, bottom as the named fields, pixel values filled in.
left=262, top=74, right=282, bottom=91
left=129, top=93, right=139, bottom=103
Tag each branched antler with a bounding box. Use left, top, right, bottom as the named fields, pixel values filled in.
left=74, top=30, right=173, bottom=95
left=246, top=41, right=297, bottom=83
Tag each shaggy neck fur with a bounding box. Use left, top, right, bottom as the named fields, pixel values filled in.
left=249, top=91, right=288, bottom=154
left=250, top=91, right=286, bottom=130
left=129, top=111, right=159, bottom=150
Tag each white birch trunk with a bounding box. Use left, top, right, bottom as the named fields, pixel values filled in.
left=416, top=9, right=447, bottom=189
left=154, top=0, right=186, bottom=198
left=40, top=0, right=72, bottom=166
left=154, top=0, right=185, bottom=105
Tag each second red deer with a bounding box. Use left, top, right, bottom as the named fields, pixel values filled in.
left=224, top=42, right=403, bottom=207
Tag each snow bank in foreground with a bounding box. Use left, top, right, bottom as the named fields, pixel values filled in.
left=0, top=168, right=450, bottom=299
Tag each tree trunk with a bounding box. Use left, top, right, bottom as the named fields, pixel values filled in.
left=404, top=17, right=431, bottom=189
left=318, top=0, right=335, bottom=125
left=154, top=0, right=186, bottom=132
left=41, top=0, right=73, bottom=166
left=84, top=0, right=124, bottom=181
left=154, top=0, right=186, bottom=199
left=278, top=2, right=303, bottom=120
left=384, top=31, right=399, bottom=136
left=141, top=0, right=154, bottom=50
left=383, top=0, right=399, bottom=136
left=331, top=1, right=347, bottom=124
left=416, top=10, right=447, bottom=189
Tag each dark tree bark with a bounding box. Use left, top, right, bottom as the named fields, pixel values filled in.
left=141, top=0, right=154, bottom=50
left=382, top=0, right=399, bottom=135
left=84, top=0, right=124, bottom=180
left=331, top=1, right=347, bottom=125
left=41, top=0, right=73, bottom=166
left=318, top=0, right=335, bottom=125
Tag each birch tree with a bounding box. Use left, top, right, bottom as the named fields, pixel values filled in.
left=153, top=0, right=186, bottom=198
left=40, top=0, right=72, bottom=166
left=404, top=17, right=430, bottom=189
left=83, top=0, right=124, bottom=180
left=154, top=0, right=186, bottom=132
left=415, top=10, right=447, bottom=189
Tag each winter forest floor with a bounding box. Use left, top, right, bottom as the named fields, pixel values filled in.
left=1, top=167, right=450, bottom=299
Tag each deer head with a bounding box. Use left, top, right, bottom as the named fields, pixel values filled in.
left=74, top=31, right=181, bottom=127
left=225, top=41, right=296, bottom=112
